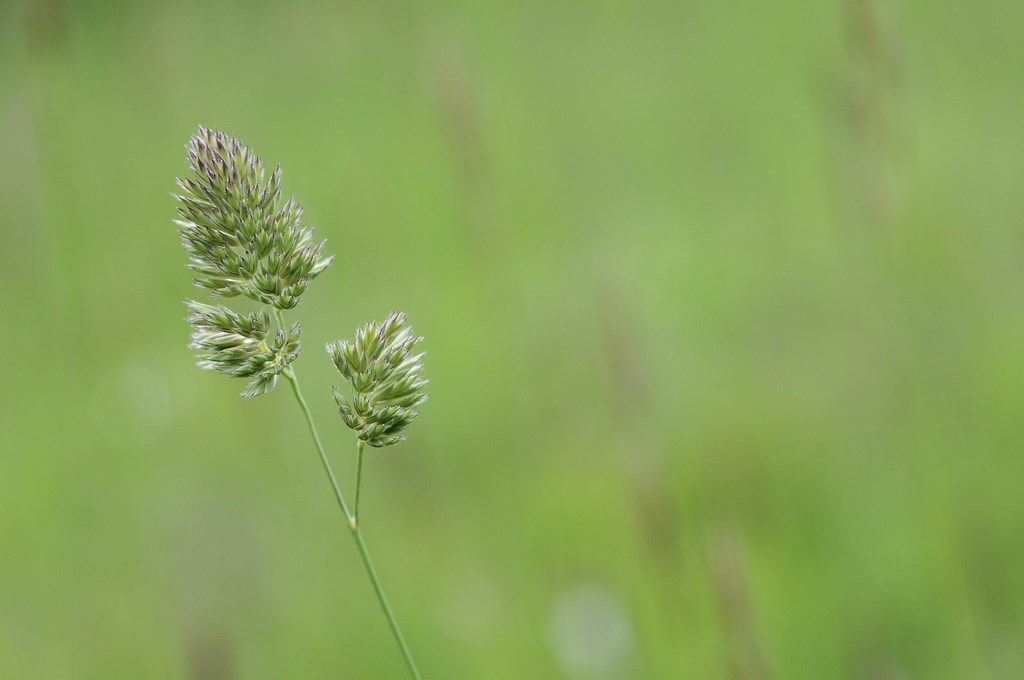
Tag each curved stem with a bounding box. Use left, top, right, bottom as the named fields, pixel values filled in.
left=354, top=440, right=366, bottom=523
left=275, top=310, right=421, bottom=679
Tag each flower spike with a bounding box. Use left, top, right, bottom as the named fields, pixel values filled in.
left=327, top=312, right=428, bottom=447
left=175, top=127, right=334, bottom=310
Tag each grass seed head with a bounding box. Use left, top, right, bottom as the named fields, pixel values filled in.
left=175, top=127, right=334, bottom=310
left=176, top=128, right=333, bottom=397
left=327, top=312, right=428, bottom=447
left=186, top=301, right=301, bottom=398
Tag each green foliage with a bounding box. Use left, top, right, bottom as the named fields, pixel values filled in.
left=4, top=2, right=1024, bottom=678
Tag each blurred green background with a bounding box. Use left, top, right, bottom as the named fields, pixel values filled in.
left=2, top=0, right=1023, bottom=678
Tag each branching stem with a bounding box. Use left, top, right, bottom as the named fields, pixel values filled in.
left=277, top=310, right=422, bottom=680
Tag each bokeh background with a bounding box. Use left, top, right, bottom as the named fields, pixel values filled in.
left=2, top=1, right=1023, bottom=678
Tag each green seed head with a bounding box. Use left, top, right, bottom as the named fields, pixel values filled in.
left=176, top=128, right=333, bottom=398
left=175, top=127, right=333, bottom=310
left=186, top=301, right=301, bottom=398
left=327, top=312, right=428, bottom=447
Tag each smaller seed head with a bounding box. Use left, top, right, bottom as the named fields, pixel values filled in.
left=186, top=300, right=302, bottom=398
left=327, top=312, right=428, bottom=447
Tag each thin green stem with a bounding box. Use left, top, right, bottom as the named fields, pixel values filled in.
left=351, top=527, right=422, bottom=679
left=354, top=440, right=366, bottom=522
left=276, top=311, right=421, bottom=679
left=282, top=366, right=354, bottom=524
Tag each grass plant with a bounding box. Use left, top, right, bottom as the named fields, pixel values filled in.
left=175, top=127, right=425, bottom=679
